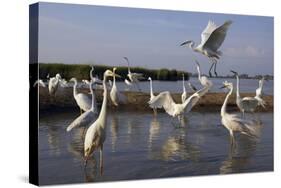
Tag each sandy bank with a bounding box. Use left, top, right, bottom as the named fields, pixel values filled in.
left=37, top=87, right=273, bottom=112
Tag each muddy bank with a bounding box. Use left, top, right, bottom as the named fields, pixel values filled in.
left=37, top=87, right=273, bottom=112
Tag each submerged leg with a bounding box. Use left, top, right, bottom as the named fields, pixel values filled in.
left=153, top=108, right=157, bottom=117
left=100, top=145, right=104, bottom=175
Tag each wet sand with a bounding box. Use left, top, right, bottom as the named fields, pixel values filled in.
left=37, top=87, right=273, bottom=112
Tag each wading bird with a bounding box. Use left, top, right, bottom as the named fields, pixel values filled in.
left=123, top=57, right=144, bottom=91
left=255, top=77, right=266, bottom=108
left=195, top=60, right=213, bottom=88
left=148, top=77, right=158, bottom=116
left=33, top=79, right=46, bottom=87
left=66, top=67, right=98, bottom=132
left=220, top=81, right=259, bottom=148
left=180, top=20, right=233, bottom=77
left=181, top=74, right=187, bottom=103
left=149, top=85, right=210, bottom=125
left=48, top=73, right=62, bottom=96
left=110, top=67, right=127, bottom=106
left=231, top=70, right=265, bottom=117
left=84, top=69, right=120, bottom=170
left=70, top=77, right=92, bottom=114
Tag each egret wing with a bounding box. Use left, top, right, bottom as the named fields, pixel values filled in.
left=149, top=91, right=176, bottom=116
left=200, top=20, right=217, bottom=45
left=66, top=111, right=95, bottom=132
left=203, top=20, right=232, bottom=51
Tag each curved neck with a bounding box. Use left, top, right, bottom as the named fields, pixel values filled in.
left=127, top=62, right=131, bottom=74
left=89, top=81, right=96, bottom=111
left=182, top=76, right=186, bottom=92
left=149, top=79, right=154, bottom=98
left=235, top=75, right=240, bottom=98
left=72, top=80, right=78, bottom=96
left=98, top=74, right=108, bottom=128
left=221, top=87, right=233, bottom=116
left=197, top=66, right=201, bottom=81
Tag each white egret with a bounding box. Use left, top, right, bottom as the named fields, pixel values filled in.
left=255, top=77, right=266, bottom=108
left=148, top=77, right=158, bottom=116
left=195, top=60, right=213, bottom=88
left=48, top=73, right=62, bottom=96
left=70, top=77, right=92, bottom=114
left=123, top=57, right=144, bottom=91
left=149, top=85, right=210, bottom=124
left=110, top=67, right=127, bottom=106
left=220, top=81, right=259, bottom=148
left=33, top=79, right=46, bottom=87
left=66, top=79, right=97, bottom=132
left=84, top=69, right=120, bottom=168
left=181, top=20, right=233, bottom=77
left=181, top=74, right=187, bottom=103
left=231, top=70, right=265, bottom=117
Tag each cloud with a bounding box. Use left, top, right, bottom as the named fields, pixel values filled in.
left=224, top=45, right=265, bottom=58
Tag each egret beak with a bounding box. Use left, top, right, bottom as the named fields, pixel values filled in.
left=180, top=40, right=191, bottom=46
left=114, top=73, right=121, bottom=78
left=230, top=70, right=238, bottom=75
left=220, top=85, right=226, bottom=89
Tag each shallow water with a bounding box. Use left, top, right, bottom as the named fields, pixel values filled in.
left=39, top=110, right=273, bottom=185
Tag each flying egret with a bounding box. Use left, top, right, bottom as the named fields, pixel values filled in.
left=181, top=74, right=187, bottom=103
left=84, top=69, right=120, bottom=169
left=220, top=81, right=260, bottom=148
left=195, top=60, right=213, bottom=88
left=70, top=77, right=92, bottom=114
left=149, top=85, right=210, bottom=125
left=181, top=20, right=233, bottom=77
left=148, top=77, right=158, bottom=116
left=48, top=73, right=62, bottom=96
left=231, top=70, right=265, bottom=117
left=123, top=57, right=144, bottom=91
left=110, top=67, right=127, bottom=106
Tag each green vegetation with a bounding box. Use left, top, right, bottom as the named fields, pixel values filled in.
left=39, top=63, right=190, bottom=81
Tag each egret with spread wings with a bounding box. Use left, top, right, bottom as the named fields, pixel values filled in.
left=149, top=85, right=210, bottom=124
left=123, top=57, right=144, bottom=91
left=181, top=20, right=232, bottom=77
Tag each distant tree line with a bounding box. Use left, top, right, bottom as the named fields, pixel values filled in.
left=38, top=63, right=191, bottom=81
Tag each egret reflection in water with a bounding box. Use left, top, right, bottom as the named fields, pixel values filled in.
left=39, top=111, right=273, bottom=185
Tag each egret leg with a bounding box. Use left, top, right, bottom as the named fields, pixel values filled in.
left=153, top=108, right=157, bottom=117
left=208, top=61, right=215, bottom=77
left=214, top=62, right=218, bottom=77
left=100, top=145, right=104, bottom=175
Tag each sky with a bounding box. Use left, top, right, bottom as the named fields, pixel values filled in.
left=38, top=2, right=274, bottom=76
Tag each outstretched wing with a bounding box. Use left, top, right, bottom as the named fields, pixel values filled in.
left=148, top=91, right=176, bottom=116
left=183, top=94, right=200, bottom=113
left=203, top=20, right=233, bottom=51
left=66, top=111, right=95, bottom=132
left=200, top=20, right=217, bottom=46
left=125, top=79, right=132, bottom=86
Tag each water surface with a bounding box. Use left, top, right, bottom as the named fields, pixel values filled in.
left=39, top=110, right=273, bottom=185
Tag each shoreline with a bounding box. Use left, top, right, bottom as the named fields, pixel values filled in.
left=37, top=87, right=273, bottom=112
